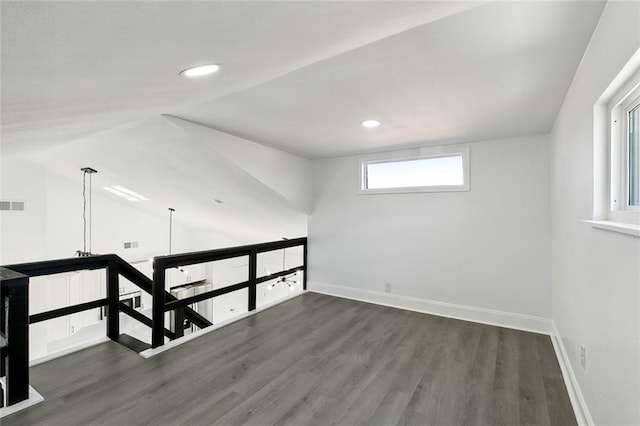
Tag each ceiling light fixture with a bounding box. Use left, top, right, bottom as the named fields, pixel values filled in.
left=103, top=186, right=149, bottom=202
left=361, top=119, right=381, bottom=128
left=267, top=238, right=299, bottom=292
left=179, top=64, right=220, bottom=77
left=167, top=207, right=188, bottom=275
left=112, top=185, right=149, bottom=200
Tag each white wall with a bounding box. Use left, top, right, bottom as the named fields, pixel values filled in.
left=0, top=158, right=47, bottom=265
left=550, top=2, right=640, bottom=425
left=1, top=158, right=208, bottom=266
left=43, top=169, right=206, bottom=263
left=1, top=157, right=215, bottom=358
left=0, top=158, right=50, bottom=357
left=309, top=134, right=551, bottom=320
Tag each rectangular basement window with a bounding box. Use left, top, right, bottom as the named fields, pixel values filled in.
left=359, top=148, right=470, bottom=194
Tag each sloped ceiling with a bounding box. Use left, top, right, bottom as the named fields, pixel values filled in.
left=178, top=1, right=607, bottom=157
left=1, top=1, right=604, bottom=159
left=0, top=1, right=606, bottom=238
left=163, top=115, right=312, bottom=213
left=25, top=116, right=308, bottom=242
left=1, top=0, right=484, bottom=157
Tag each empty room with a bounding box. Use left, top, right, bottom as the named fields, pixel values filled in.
left=1, top=1, right=639, bottom=425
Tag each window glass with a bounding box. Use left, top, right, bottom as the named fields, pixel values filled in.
left=629, top=104, right=639, bottom=205
left=365, top=155, right=464, bottom=190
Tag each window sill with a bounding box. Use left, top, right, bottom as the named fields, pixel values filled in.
left=583, top=220, right=640, bottom=237
left=358, top=186, right=470, bottom=195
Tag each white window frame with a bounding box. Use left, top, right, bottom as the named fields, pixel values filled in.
left=358, top=146, right=470, bottom=194
left=588, top=48, right=640, bottom=236
left=608, top=69, right=640, bottom=222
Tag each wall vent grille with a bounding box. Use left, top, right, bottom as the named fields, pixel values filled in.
left=0, top=200, right=25, bottom=211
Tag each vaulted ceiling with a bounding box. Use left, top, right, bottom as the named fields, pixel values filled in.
left=0, top=1, right=606, bottom=240
left=2, top=1, right=605, bottom=159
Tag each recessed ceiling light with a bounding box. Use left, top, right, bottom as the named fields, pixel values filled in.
left=361, top=119, right=381, bottom=128
left=179, top=64, right=220, bottom=77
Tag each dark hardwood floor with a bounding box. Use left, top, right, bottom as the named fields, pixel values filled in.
left=4, top=292, right=575, bottom=425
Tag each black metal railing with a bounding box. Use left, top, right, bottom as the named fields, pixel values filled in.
left=0, top=254, right=174, bottom=407
left=150, top=237, right=307, bottom=348
left=0, top=268, right=29, bottom=407
left=0, top=237, right=307, bottom=408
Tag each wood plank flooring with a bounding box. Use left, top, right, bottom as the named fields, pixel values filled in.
left=4, top=292, right=575, bottom=425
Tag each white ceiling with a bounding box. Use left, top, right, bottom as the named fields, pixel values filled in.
left=0, top=1, right=606, bottom=242
left=1, top=1, right=604, bottom=159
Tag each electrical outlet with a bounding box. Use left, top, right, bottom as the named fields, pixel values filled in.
left=384, top=282, right=392, bottom=293
left=580, top=345, right=587, bottom=370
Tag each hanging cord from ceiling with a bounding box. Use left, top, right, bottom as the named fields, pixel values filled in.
left=82, top=170, right=87, bottom=253
left=167, top=207, right=188, bottom=274
left=77, top=167, right=97, bottom=257
left=89, top=170, right=93, bottom=253
left=168, top=207, right=175, bottom=255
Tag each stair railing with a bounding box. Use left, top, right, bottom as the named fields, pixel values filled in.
left=0, top=254, right=172, bottom=407
left=0, top=237, right=307, bottom=408
left=150, top=237, right=307, bottom=348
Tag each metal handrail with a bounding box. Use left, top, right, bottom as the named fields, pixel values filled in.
left=0, top=237, right=308, bottom=407
left=150, top=237, right=307, bottom=347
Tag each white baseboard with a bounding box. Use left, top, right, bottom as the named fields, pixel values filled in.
left=309, top=283, right=593, bottom=424
left=550, top=321, right=593, bottom=426
left=140, top=290, right=306, bottom=358
left=309, top=282, right=551, bottom=335
left=0, top=378, right=44, bottom=418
